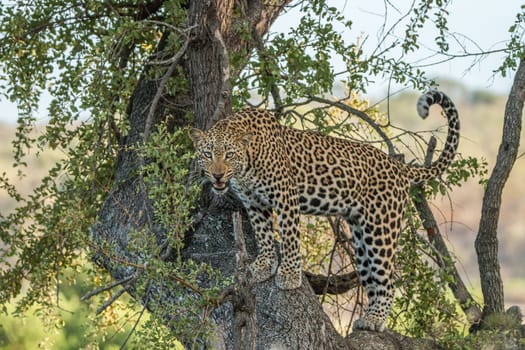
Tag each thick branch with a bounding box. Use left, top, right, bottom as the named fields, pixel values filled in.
left=231, top=212, right=256, bottom=350
left=134, top=0, right=165, bottom=21
left=305, top=271, right=359, bottom=295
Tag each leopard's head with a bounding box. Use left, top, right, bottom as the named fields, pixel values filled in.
left=189, top=123, right=253, bottom=194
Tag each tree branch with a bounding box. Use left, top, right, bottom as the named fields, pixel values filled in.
left=412, top=136, right=483, bottom=326
left=143, top=25, right=194, bottom=140
left=80, top=275, right=135, bottom=301
left=251, top=27, right=284, bottom=114
left=134, top=0, right=165, bottom=21
left=305, top=271, right=360, bottom=295
left=231, top=212, right=256, bottom=350
left=96, top=286, right=130, bottom=315
left=308, top=95, right=397, bottom=156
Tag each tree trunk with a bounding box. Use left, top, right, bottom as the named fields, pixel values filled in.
left=91, top=1, right=439, bottom=349
left=475, top=55, right=525, bottom=319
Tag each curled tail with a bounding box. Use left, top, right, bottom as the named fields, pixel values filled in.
left=408, top=90, right=460, bottom=184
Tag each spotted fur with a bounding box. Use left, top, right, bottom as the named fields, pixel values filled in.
left=189, top=90, right=459, bottom=331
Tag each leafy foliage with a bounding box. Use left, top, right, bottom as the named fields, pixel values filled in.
left=389, top=209, right=463, bottom=338
left=233, top=0, right=456, bottom=109
left=0, top=0, right=218, bottom=346
left=138, top=121, right=228, bottom=345
left=497, top=4, right=525, bottom=76
left=402, top=0, right=451, bottom=53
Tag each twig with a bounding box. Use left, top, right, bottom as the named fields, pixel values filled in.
left=86, top=239, right=211, bottom=301
left=144, top=35, right=191, bottom=140
left=328, top=217, right=355, bottom=267
left=96, top=286, right=130, bottom=315
left=144, top=23, right=197, bottom=66
left=81, top=275, right=135, bottom=301
left=308, top=95, right=397, bottom=156
left=320, top=218, right=341, bottom=304
left=119, top=304, right=147, bottom=349
left=144, top=20, right=195, bottom=39
left=329, top=217, right=365, bottom=324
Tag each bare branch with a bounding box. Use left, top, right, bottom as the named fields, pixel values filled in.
left=233, top=212, right=250, bottom=271
left=81, top=275, right=135, bottom=301
left=145, top=23, right=197, bottom=66
left=96, top=285, right=131, bottom=315
left=308, top=95, right=397, bottom=156
left=119, top=306, right=147, bottom=350
left=144, top=30, right=192, bottom=140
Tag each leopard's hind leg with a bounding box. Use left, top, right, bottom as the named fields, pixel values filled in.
left=346, top=208, right=400, bottom=331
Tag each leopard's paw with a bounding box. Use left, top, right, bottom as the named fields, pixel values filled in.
left=352, top=315, right=385, bottom=332
left=275, top=266, right=302, bottom=290
left=249, top=255, right=278, bottom=283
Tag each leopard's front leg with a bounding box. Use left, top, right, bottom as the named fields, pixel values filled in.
left=245, top=203, right=278, bottom=283
left=274, top=192, right=302, bottom=290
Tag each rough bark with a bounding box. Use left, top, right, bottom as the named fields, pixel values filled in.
left=91, top=1, right=441, bottom=349
left=475, top=55, right=525, bottom=320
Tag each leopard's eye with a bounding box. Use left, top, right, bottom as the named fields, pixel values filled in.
left=224, top=151, right=235, bottom=160
left=202, top=151, right=213, bottom=159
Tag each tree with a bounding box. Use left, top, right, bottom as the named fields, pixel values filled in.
left=475, top=51, right=525, bottom=322
left=0, top=1, right=523, bottom=349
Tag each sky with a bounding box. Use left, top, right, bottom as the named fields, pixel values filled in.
left=0, top=0, right=522, bottom=124
left=272, top=0, right=521, bottom=96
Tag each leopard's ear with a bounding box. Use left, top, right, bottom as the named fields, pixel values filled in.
left=238, top=132, right=254, bottom=147
left=189, top=128, right=205, bottom=145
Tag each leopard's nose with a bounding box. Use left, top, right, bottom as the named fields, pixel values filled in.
left=212, top=173, right=224, bottom=181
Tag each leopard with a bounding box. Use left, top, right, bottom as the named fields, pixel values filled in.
left=189, top=90, right=459, bottom=332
